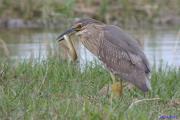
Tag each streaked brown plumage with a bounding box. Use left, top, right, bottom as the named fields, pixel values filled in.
left=57, top=18, right=151, bottom=92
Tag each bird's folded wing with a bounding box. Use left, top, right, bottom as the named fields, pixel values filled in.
left=101, top=25, right=151, bottom=74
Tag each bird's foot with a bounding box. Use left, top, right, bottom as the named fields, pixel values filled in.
left=111, top=82, right=123, bottom=97
left=98, top=82, right=123, bottom=99
left=98, top=84, right=111, bottom=97
left=124, top=83, right=135, bottom=91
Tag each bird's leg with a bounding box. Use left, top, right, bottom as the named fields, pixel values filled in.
left=98, top=72, right=123, bottom=98
left=110, top=72, right=123, bottom=97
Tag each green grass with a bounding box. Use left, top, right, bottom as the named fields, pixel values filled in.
left=0, top=58, right=179, bottom=120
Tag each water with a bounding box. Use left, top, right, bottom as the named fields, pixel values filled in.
left=0, top=28, right=179, bottom=67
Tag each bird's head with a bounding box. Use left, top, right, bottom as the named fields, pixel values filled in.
left=56, top=18, right=102, bottom=41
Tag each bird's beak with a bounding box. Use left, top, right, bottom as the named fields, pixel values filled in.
left=56, top=28, right=76, bottom=41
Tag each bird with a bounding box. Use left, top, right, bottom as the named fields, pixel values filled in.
left=56, top=18, right=151, bottom=96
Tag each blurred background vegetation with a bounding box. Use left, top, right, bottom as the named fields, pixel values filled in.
left=0, top=0, right=180, bottom=28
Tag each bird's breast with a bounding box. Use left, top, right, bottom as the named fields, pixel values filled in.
left=77, top=28, right=103, bottom=56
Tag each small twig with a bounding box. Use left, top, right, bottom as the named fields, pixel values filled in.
left=128, top=98, right=160, bottom=109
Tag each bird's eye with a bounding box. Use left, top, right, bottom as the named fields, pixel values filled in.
left=76, top=23, right=83, bottom=30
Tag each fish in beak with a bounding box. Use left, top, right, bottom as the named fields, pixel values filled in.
left=56, top=28, right=78, bottom=61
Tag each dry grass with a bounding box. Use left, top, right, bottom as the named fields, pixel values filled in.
left=0, top=38, right=10, bottom=57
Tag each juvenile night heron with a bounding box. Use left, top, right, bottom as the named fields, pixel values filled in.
left=57, top=18, right=151, bottom=96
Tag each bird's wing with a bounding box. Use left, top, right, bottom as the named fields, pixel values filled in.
left=103, top=25, right=150, bottom=73
left=98, top=25, right=151, bottom=91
